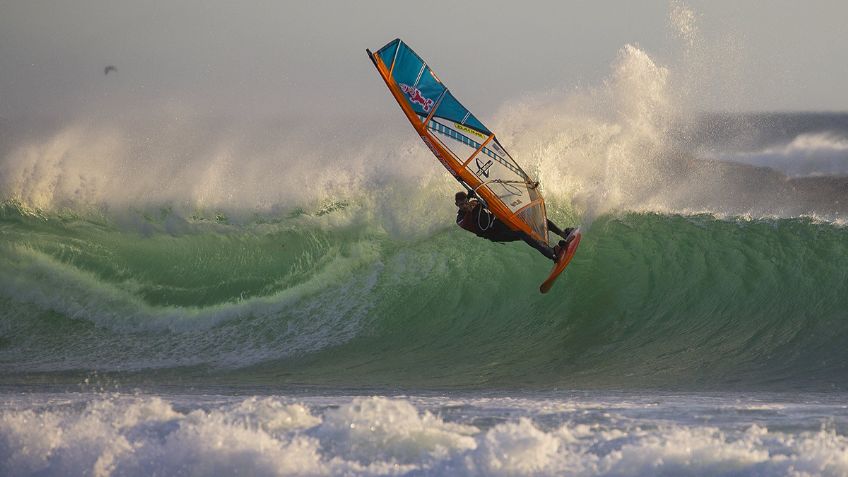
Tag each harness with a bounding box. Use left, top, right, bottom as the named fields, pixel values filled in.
left=476, top=204, right=494, bottom=231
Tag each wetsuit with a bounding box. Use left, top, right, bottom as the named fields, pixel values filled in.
left=456, top=201, right=565, bottom=261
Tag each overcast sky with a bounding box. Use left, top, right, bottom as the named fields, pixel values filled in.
left=1, top=0, right=846, bottom=121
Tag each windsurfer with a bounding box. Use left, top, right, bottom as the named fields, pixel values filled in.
left=454, top=191, right=573, bottom=261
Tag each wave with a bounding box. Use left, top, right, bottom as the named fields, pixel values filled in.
left=708, top=132, right=848, bottom=177
left=2, top=205, right=847, bottom=391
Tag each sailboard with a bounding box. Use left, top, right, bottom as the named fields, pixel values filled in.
left=540, top=228, right=581, bottom=293
left=367, top=38, right=577, bottom=292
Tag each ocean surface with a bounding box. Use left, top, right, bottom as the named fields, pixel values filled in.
left=2, top=102, right=848, bottom=474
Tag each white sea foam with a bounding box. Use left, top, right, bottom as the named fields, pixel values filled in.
left=2, top=393, right=848, bottom=477
left=315, top=396, right=477, bottom=465
left=469, top=418, right=565, bottom=475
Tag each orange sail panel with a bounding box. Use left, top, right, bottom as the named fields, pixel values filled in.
left=366, top=39, right=549, bottom=245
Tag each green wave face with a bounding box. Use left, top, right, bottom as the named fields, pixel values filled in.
left=2, top=203, right=847, bottom=391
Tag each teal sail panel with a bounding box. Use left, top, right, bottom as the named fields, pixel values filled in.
left=375, top=39, right=491, bottom=137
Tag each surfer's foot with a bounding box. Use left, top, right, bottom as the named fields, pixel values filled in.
left=553, top=241, right=567, bottom=260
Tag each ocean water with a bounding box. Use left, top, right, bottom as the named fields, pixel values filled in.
left=3, top=33, right=848, bottom=476
left=2, top=111, right=848, bottom=474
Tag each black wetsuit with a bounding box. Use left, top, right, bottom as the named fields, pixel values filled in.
left=456, top=202, right=565, bottom=261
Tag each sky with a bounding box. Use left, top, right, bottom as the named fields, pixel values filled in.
left=1, top=0, right=847, bottom=121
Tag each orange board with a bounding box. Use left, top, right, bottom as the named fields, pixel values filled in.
left=540, top=229, right=581, bottom=294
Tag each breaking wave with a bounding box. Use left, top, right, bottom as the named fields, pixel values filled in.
left=1, top=203, right=847, bottom=391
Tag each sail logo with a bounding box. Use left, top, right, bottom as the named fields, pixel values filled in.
left=474, top=157, right=493, bottom=178
left=454, top=122, right=486, bottom=139
left=399, top=84, right=434, bottom=112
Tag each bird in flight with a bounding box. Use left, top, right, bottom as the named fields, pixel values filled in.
left=104, top=65, right=117, bottom=75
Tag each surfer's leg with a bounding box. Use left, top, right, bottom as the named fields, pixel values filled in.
left=547, top=220, right=564, bottom=236
left=519, top=234, right=557, bottom=261
left=486, top=219, right=557, bottom=260
left=483, top=218, right=522, bottom=242
left=546, top=220, right=574, bottom=240
left=483, top=218, right=557, bottom=260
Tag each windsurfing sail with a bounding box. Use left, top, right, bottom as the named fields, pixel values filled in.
left=366, top=38, right=549, bottom=246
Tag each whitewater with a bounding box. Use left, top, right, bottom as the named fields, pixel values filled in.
left=3, top=5, right=848, bottom=477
